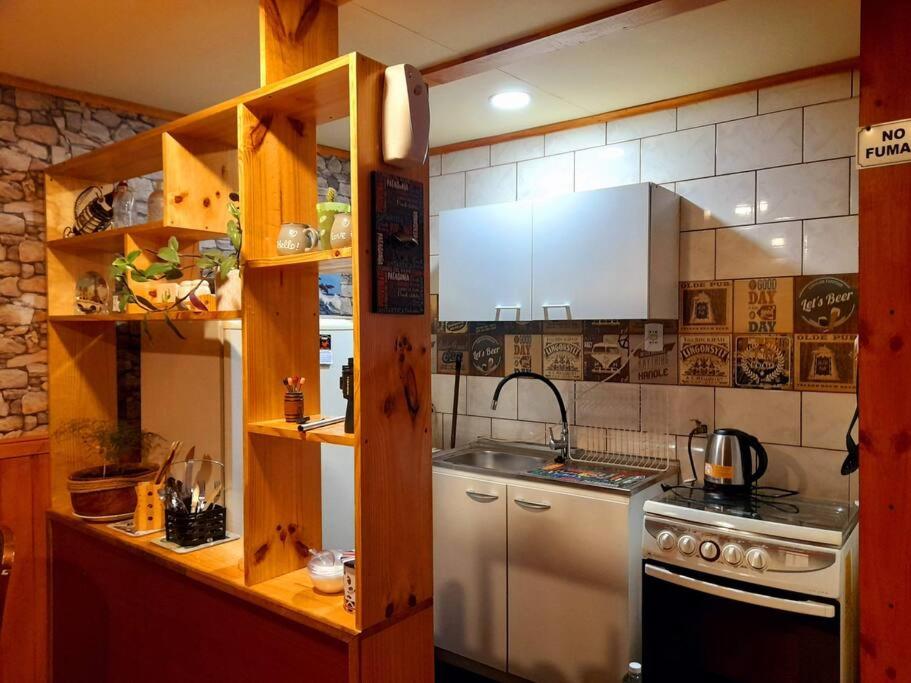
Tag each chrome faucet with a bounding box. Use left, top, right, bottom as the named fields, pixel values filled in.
left=491, top=371, right=570, bottom=463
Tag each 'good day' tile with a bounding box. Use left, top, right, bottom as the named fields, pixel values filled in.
left=733, top=277, right=794, bottom=333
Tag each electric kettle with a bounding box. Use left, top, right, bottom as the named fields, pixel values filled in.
left=703, top=428, right=768, bottom=491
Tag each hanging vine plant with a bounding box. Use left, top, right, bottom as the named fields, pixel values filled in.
left=110, top=193, right=242, bottom=338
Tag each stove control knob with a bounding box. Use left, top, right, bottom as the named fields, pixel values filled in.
left=656, top=530, right=677, bottom=551
left=722, top=544, right=744, bottom=566
left=699, top=540, right=720, bottom=562
left=677, top=535, right=697, bottom=556
left=746, top=548, right=770, bottom=571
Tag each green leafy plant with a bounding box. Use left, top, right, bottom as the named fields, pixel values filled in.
left=54, top=419, right=165, bottom=477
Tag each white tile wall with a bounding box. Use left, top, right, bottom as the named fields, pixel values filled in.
left=574, top=140, right=640, bottom=192
left=716, top=109, right=803, bottom=173
left=715, top=221, right=803, bottom=279
left=758, top=73, right=853, bottom=114
left=516, top=153, right=574, bottom=200
left=641, top=384, right=714, bottom=434
left=715, top=388, right=801, bottom=445
left=802, top=392, right=858, bottom=451
left=430, top=172, right=465, bottom=215
left=467, top=375, right=516, bottom=419
left=430, top=254, right=439, bottom=294
left=679, top=230, right=716, bottom=281
left=545, top=123, right=605, bottom=155
left=432, top=372, right=467, bottom=414
left=677, top=91, right=757, bottom=129
left=491, top=136, right=544, bottom=165
left=442, top=413, right=491, bottom=447
left=677, top=172, right=756, bottom=230
left=429, top=215, right=440, bottom=256
left=466, top=164, right=517, bottom=207
left=492, top=418, right=546, bottom=444
left=442, top=146, right=489, bottom=174
left=850, top=158, right=858, bottom=214
left=575, top=382, right=640, bottom=430
left=641, top=126, right=715, bottom=184
left=757, top=159, right=850, bottom=222
left=605, top=109, right=675, bottom=143
left=517, top=377, right=574, bottom=424
left=804, top=98, right=859, bottom=162
left=760, top=444, right=851, bottom=501
left=803, top=216, right=858, bottom=274
left=429, top=154, right=441, bottom=176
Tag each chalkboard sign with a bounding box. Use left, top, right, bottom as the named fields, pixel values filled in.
left=372, top=171, right=425, bottom=314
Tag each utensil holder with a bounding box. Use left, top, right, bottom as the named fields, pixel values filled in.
left=284, top=391, right=304, bottom=422
left=165, top=504, right=227, bottom=547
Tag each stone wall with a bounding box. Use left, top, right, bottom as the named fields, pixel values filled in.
left=0, top=84, right=163, bottom=438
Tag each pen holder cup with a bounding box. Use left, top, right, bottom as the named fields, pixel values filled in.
left=165, top=504, right=227, bottom=547
left=284, top=391, right=304, bottom=422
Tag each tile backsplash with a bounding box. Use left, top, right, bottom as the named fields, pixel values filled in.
left=428, top=71, right=861, bottom=502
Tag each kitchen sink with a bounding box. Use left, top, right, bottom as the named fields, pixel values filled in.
left=443, top=449, right=549, bottom=473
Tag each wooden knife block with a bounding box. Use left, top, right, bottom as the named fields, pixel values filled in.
left=133, top=482, right=164, bottom=532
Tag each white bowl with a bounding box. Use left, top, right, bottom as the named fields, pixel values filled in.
left=308, top=567, right=344, bottom=594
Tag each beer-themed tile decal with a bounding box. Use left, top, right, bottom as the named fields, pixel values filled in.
left=734, top=335, right=792, bottom=389
left=794, top=274, right=859, bottom=334
left=469, top=323, right=504, bottom=376
left=542, top=319, right=584, bottom=335
left=680, top=280, right=733, bottom=333
left=583, top=321, right=630, bottom=382
left=504, top=334, right=543, bottom=374
left=679, top=335, right=732, bottom=387
left=734, top=278, right=794, bottom=334
left=436, top=333, right=468, bottom=375
left=630, top=334, right=678, bottom=384
left=543, top=334, right=584, bottom=380
left=794, top=334, right=857, bottom=392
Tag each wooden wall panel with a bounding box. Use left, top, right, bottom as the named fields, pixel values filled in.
left=858, top=1, right=911, bottom=680
left=259, top=0, right=339, bottom=85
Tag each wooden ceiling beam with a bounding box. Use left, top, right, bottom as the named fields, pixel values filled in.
left=421, top=0, right=726, bottom=87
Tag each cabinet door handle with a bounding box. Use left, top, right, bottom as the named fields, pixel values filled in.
left=494, top=305, right=521, bottom=321
left=514, top=497, right=551, bottom=511
left=466, top=490, right=499, bottom=503
left=541, top=303, right=571, bottom=320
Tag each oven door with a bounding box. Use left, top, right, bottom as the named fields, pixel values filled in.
left=643, top=561, right=842, bottom=683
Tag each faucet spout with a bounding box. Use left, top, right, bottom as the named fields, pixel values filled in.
left=491, top=371, right=570, bottom=462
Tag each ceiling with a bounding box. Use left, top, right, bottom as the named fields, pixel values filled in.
left=0, top=0, right=859, bottom=147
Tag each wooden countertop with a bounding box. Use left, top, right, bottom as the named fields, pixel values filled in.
left=48, top=510, right=358, bottom=640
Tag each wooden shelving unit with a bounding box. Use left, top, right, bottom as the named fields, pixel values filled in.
left=45, top=51, right=432, bottom=662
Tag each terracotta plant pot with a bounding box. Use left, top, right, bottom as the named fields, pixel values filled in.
left=67, top=463, right=157, bottom=522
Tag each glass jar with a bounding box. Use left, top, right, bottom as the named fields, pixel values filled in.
left=112, top=180, right=135, bottom=227
left=147, top=180, right=164, bottom=222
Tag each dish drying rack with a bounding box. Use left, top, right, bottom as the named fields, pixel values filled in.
left=567, top=380, right=674, bottom=474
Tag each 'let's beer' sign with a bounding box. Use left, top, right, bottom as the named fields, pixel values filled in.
left=857, top=119, right=911, bottom=168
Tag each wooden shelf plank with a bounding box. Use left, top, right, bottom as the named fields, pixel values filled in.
left=50, top=310, right=241, bottom=323
left=247, top=418, right=354, bottom=447
left=47, top=221, right=228, bottom=252
left=245, top=247, right=352, bottom=272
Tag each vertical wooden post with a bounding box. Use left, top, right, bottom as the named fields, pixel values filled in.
left=259, top=0, right=339, bottom=85
left=859, top=1, right=911, bottom=679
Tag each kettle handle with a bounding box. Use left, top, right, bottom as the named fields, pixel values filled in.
left=748, top=436, right=768, bottom=483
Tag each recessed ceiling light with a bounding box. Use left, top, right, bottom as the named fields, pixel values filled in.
left=489, top=91, right=531, bottom=110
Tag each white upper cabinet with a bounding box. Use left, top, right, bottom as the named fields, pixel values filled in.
left=439, top=200, right=533, bottom=322
left=438, top=184, right=678, bottom=321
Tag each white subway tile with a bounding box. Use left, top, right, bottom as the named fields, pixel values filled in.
left=442, top=413, right=491, bottom=447
left=442, top=146, right=490, bottom=174
left=492, top=418, right=547, bottom=444
left=490, top=135, right=544, bottom=165
left=717, top=109, right=803, bottom=173
left=641, top=384, right=714, bottom=435
left=715, top=221, right=802, bottom=279
left=430, top=172, right=465, bottom=215
left=605, top=109, right=676, bottom=144
left=680, top=230, right=716, bottom=281
left=430, top=254, right=439, bottom=294
left=677, top=172, right=756, bottom=230
left=517, top=377, right=574, bottom=424
left=574, top=140, right=640, bottom=191
left=466, top=164, right=517, bottom=207
left=516, top=153, right=574, bottom=200
left=574, top=382, right=640, bottom=430
left=802, top=392, right=858, bottom=451
left=803, top=216, right=858, bottom=275
left=850, top=157, right=858, bottom=214
left=715, top=387, right=801, bottom=445
left=432, top=373, right=467, bottom=414
left=804, top=98, right=859, bottom=162
left=429, top=215, right=440, bottom=256
left=641, top=126, right=715, bottom=184
left=761, top=444, right=851, bottom=501
left=757, top=159, right=850, bottom=222
left=758, top=73, right=853, bottom=113
left=429, top=154, right=441, bottom=176
left=545, top=123, right=605, bottom=155
left=677, top=91, right=757, bottom=129
left=432, top=411, right=444, bottom=450
left=467, top=375, right=517, bottom=419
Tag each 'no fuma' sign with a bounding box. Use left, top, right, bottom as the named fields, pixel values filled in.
left=857, top=119, right=911, bottom=168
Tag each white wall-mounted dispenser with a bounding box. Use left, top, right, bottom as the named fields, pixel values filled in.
left=383, top=64, right=430, bottom=168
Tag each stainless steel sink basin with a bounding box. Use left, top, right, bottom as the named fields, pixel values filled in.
left=444, top=449, right=548, bottom=473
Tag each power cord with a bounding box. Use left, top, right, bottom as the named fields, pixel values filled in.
left=685, top=419, right=707, bottom=484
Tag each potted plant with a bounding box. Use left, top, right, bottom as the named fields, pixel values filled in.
left=55, top=420, right=166, bottom=521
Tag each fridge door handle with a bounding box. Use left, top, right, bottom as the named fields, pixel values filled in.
left=644, top=564, right=835, bottom=618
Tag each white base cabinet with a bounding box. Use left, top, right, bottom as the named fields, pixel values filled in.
left=433, top=469, right=648, bottom=682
